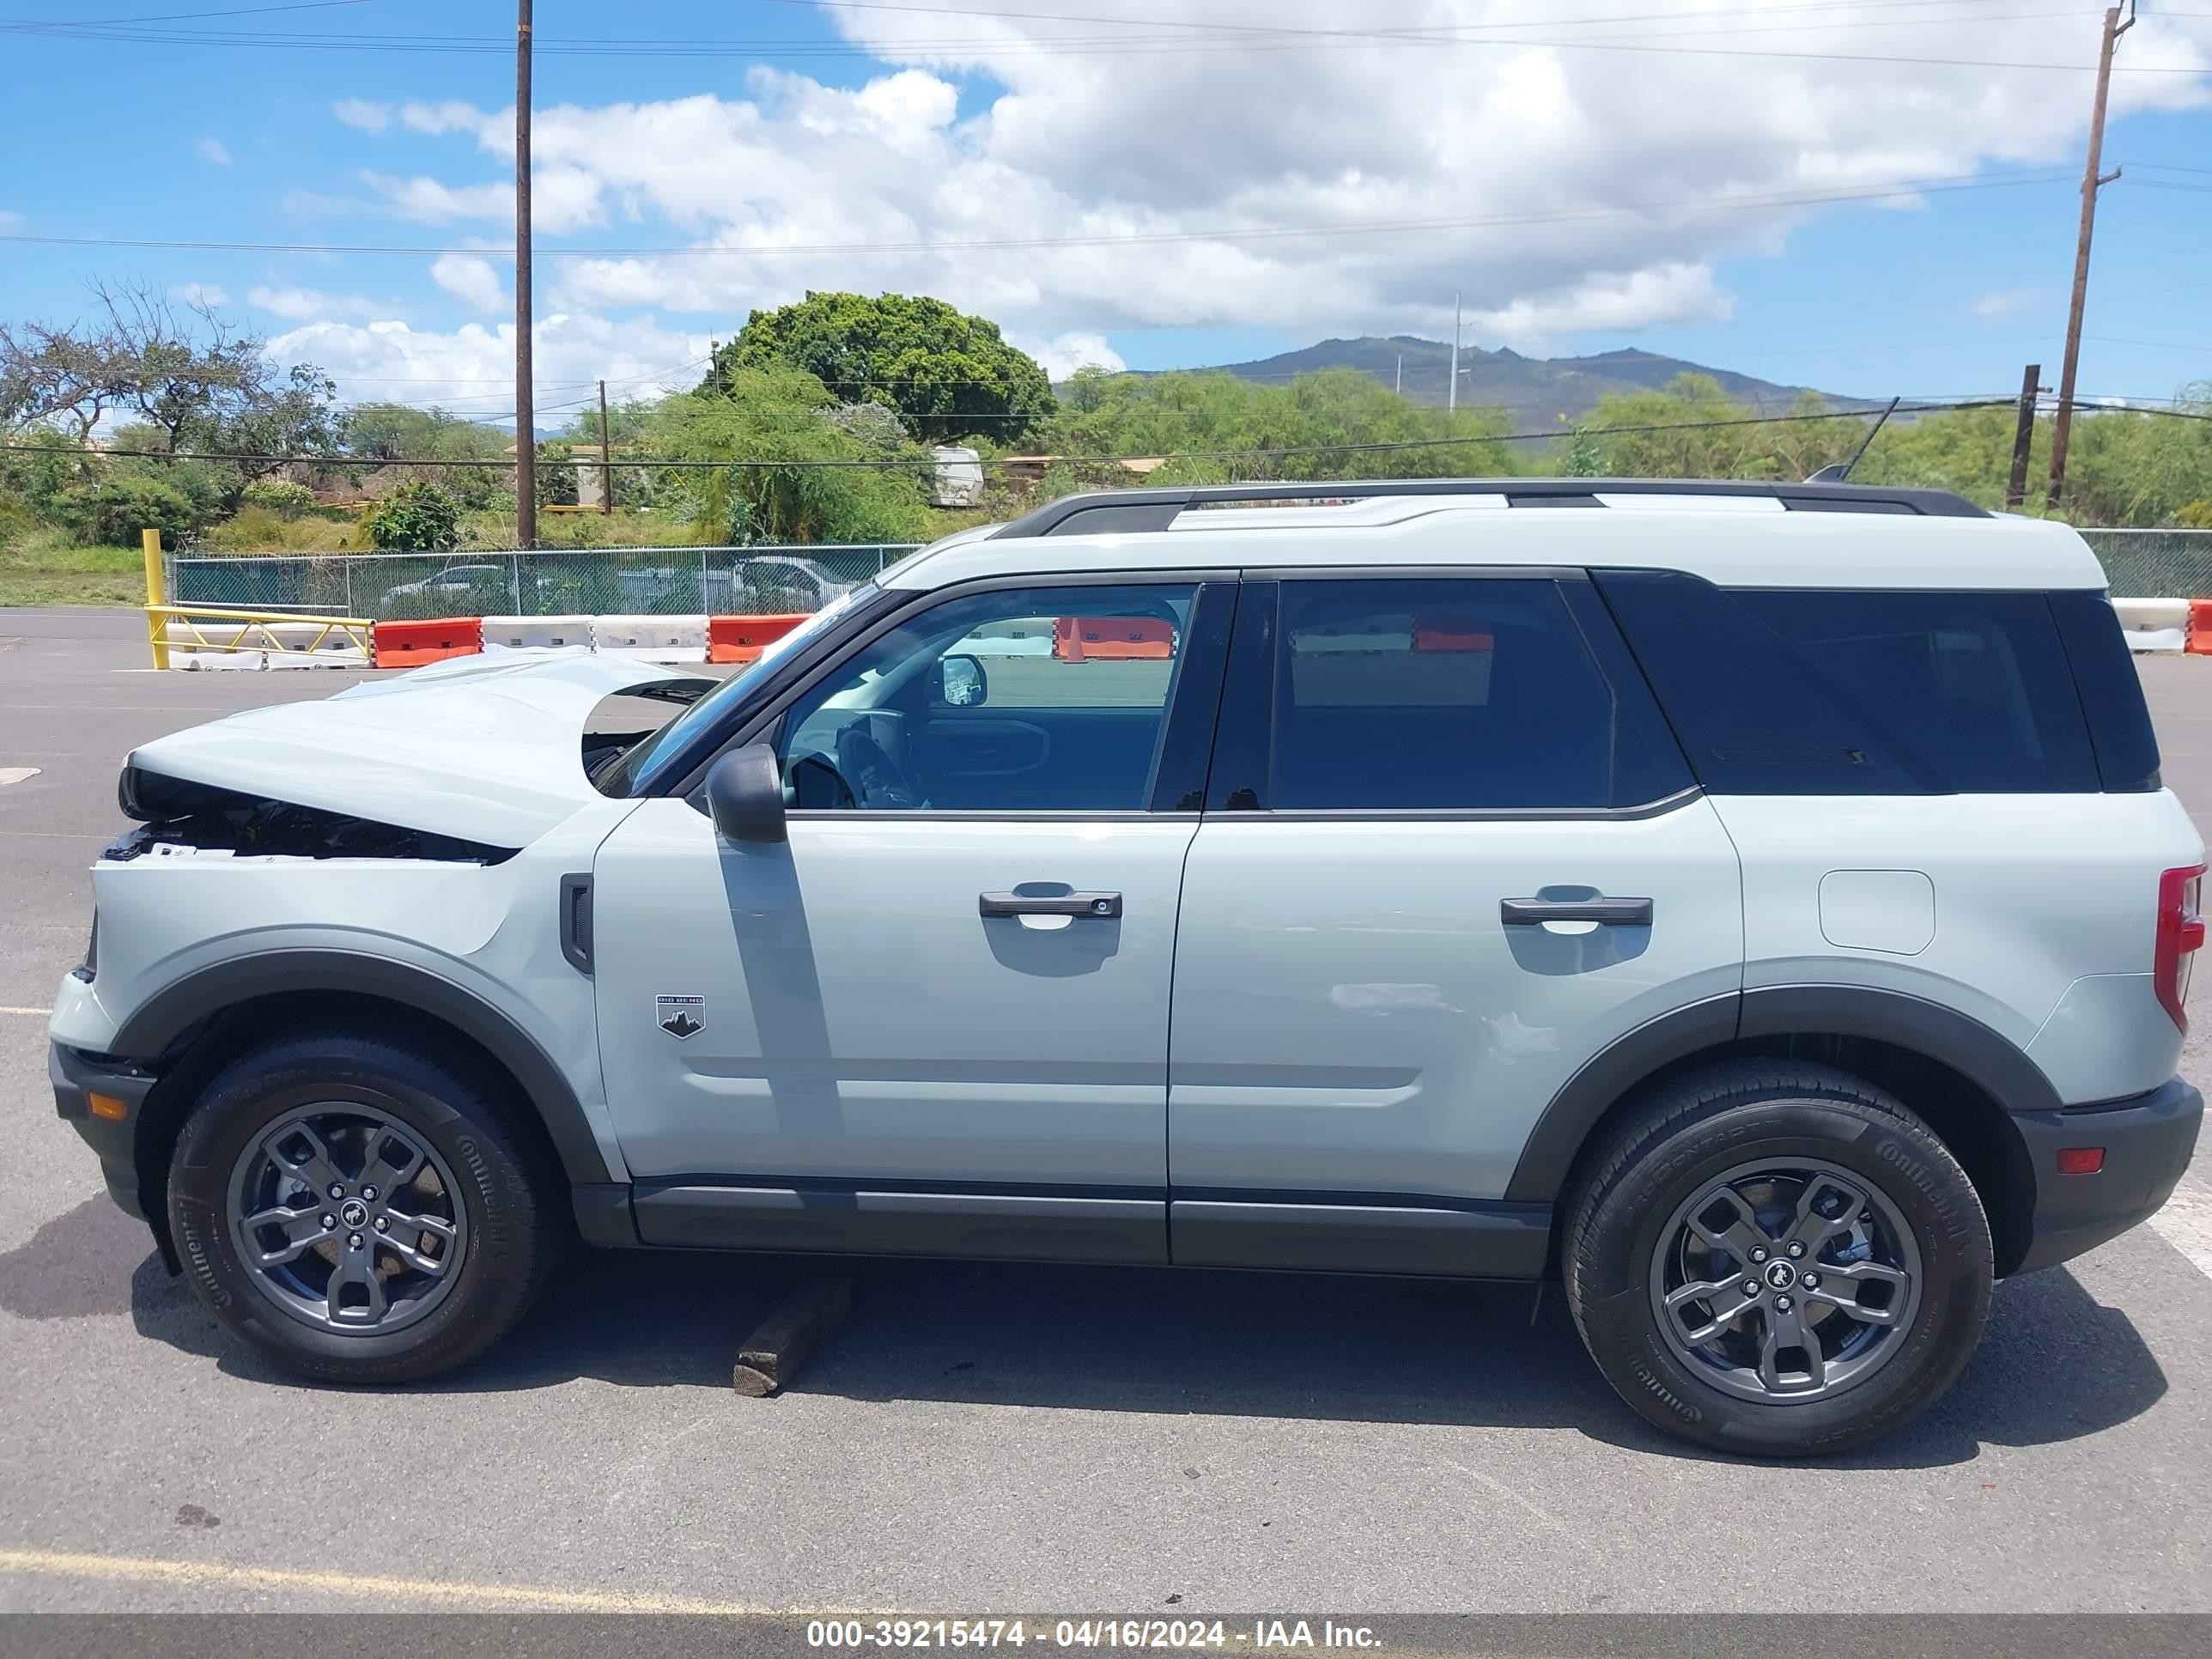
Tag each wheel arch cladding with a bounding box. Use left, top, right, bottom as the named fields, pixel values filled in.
left=118, top=951, right=611, bottom=1262
left=1510, top=986, right=2043, bottom=1277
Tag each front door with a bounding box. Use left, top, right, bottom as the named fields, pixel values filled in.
left=1166, top=574, right=1744, bottom=1272
left=591, top=577, right=1229, bottom=1260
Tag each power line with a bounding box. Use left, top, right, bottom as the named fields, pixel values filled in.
left=5, top=0, right=2192, bottom=70
left=0, top=168, right=2075, bottom=260
left=769, top=0, right=2204, bottom=72
left=0, top=4, right=2122, bottom=58
left=0, top=0, right=370, bottom=24
left=0, top=398, right=2054, bottom=472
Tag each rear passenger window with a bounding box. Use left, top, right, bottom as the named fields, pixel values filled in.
left=1597, top=572, right=2100, bottom=794
left=1261, top=578, right=1690, bottom=811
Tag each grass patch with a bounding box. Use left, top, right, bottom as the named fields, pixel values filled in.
left=0, top=532, right=144, bottom=607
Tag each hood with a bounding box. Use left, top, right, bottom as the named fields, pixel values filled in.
left=125, top=648, right=712, bottom=848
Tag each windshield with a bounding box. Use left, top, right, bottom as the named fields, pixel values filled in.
left=594, top=583, right=875, bottom=797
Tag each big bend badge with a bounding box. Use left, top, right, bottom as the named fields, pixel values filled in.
left=655, top=994, right=705, bottom=1040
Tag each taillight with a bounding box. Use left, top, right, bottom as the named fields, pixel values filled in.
left=2154, top=863, right=2205, bottom=1032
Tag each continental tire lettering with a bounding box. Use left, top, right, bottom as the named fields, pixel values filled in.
left=1629, top=1360, right=1702, bottom=1425
left=454, top=1133, right=506, bottom=1249
left=177, top=1204, right=231, bottom=1310
left=1875, top=1138, right=1970, bottom=1240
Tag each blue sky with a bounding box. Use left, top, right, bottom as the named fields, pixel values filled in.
left=3, top=1, right=2209, bottom=422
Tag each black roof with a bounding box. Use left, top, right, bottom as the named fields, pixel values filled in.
left=992, top=477, right=1989, bottom=539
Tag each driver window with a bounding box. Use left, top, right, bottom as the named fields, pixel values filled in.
left=778, top=583, right=1195, bottom=812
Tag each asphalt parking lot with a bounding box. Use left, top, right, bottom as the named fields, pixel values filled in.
left=2, top=605, right=2210, bottom=1615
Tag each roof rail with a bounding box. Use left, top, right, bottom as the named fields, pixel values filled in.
left=990, top=477, right=1990, bottom=538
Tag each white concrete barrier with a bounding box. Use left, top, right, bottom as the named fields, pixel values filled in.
left=482, top=613, right=596, bottom=650
left=593, top=613, right=708, bottom=663
left=2112, top=598, right=2191, bottom=653
left=2125, top=627, right=2189, bottom=653
left=172, top=646, right=369, bottom=671
left=2113, top=598, right=2191, bottom=631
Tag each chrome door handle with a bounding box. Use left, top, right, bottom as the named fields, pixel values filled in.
left=980, top=891, right=1122, bottom=919
left=1501, top=896, right=1653, bottom=927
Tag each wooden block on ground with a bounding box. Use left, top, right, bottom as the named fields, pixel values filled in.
left=732, top=1273, right=854, bottom=1396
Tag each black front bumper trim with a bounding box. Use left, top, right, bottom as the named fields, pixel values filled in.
left=50, top=1041, right=158, bottom=1223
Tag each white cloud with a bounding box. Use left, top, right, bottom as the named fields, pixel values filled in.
left=1012, top=331, right=1126, bottom=380
left=248, top=285, right=389, bottom=323
left=401, top=100, right=495, bottom=137
left=0, top=209, right=21, bottom=232
left=264, top=312, right=714, bottom=420
left=360, top=170, right=511, bottom=224
left=430, top=253, right=509, bottom=313
left=320, top=3, right=2212, bottom=353
left=197, top=137, right=232, bottom=166
left=1469, top=264, right=1734, bottom=352
left=1972, top=286, right=2041, bottom=319
left=173, top=283, right=228, bottom=307
left=333, top=99, right=392, bottom=133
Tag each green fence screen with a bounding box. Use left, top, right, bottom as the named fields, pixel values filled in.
left=167, top=544, right=925, bottom=620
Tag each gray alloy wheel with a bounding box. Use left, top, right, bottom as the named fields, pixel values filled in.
left=1647, top=1156, right=1923, bottom=1406
left=225, top=1102, right=470, bottom=1337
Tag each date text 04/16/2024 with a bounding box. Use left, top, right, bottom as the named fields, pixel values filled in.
left=805, top=1621, right=1382, bottom=1650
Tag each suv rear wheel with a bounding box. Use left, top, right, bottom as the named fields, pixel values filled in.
left=167, top=1030, right=556, bottom=1383
left=1563, top=1060, right=1994, bottom=1457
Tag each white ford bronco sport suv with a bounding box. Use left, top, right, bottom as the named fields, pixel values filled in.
left=50, top=478, right=2204, bottom=1456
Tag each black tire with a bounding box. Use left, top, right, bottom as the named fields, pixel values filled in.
left=167, top=1029, right=558, bottom=1384
left=1562, top=1060, right=1994, bottom=1458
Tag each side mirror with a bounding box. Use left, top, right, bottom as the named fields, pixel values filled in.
left=938, top=653, right=988, bottom=708
left=703, top=743, right=787, bottom=844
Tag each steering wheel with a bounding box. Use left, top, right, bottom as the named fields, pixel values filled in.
left=835, top=724, right=924, bottom=809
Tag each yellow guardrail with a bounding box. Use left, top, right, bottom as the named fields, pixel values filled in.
left=143, top=528, right=373, bottom=667
left=145, top=605, right=374, bottom=666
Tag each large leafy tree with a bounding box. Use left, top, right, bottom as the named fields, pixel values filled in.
left=648, top=363, right=933, bottom=544
left=705, top=292, right=1055, bottom=446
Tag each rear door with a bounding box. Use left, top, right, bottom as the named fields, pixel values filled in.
left=1166, top=573, right=1744, bottom=1272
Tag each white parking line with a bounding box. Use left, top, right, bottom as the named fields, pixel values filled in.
left=0, top=1547, right=800, bottom=1614
left=2149, top=1170, right=2212, bottom=1281
left=0, top=768, right=39, bottom=786
left=0, top=1006, right=52, bottom=1017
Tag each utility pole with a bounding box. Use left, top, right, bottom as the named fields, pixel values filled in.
left=598, top=378, right=612, bottom=517
left=2047, top=3, right=2131, bottom=511
left=514, top=0, right=536, bottom=548
left=2006, top=363, right=2044, bottom=509
left=1448, top=291, right=1460, bottom=417
left=1395, top=354, right=1402, bottom=397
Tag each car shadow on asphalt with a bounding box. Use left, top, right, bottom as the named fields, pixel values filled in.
left=0, top=1194, right=2171, bottom=1468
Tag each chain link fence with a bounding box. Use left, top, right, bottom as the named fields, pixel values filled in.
left=166, top=544, right=926, bottom=620
left=2077, top=531, right=2212, bottom=599
left=167, top=531, right=2212, bottom=621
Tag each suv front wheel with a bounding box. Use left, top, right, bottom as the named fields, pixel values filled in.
left=167, top=1030, right=556, bottom=1383
left=1563, top=1060, right=1995, bottom=1457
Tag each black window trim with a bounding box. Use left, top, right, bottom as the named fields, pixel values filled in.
left=1594, top=570, right=2110, bottom=799
left=1203, top=568, right=1704, bottom=823
left=667, top=568, right=1240, bottom=817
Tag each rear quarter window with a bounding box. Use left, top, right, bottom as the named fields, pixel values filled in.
left=1596, top=572, right=2104, bottom=794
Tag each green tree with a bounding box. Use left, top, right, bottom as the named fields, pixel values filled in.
left=240, top=478, right=318, bottom=519
left=363, top=481, right=463, bottom=551
left=706, top=292, right=1056, bottom=445
left=1033, top=366, right=1517, bottom=482
left=647, top=365, right=933, bottom=544
left=54, top=472, right=204, bottom=547
left=340, top=404, right=514, bottom=509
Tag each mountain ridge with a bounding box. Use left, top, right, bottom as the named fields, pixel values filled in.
left=1140, top=334, right=1875, bottom=426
